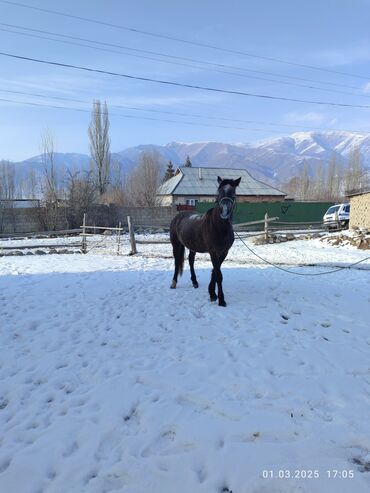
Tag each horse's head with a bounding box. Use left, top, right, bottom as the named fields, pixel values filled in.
left=216, top=176, right=241, bottom=220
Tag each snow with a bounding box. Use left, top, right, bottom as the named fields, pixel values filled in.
left=0, top=235, right=370, bottom=493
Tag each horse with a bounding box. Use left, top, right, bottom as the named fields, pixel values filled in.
left=169, top=176, right=241, bottom=307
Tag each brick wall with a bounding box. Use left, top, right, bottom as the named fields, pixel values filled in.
left=349, top=192, right=370, bottom=229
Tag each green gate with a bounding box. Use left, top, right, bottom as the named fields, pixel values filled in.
left=196, top=201, right=334, bottom=225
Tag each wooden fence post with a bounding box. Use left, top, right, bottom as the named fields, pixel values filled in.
left=264, top=212, right=269, bottom=242
left=335, top=210, right=339, bottom=230
left=82, top=213, right=87, bottom=254
left=117, top=221, right=122, bottom=256
left=127, top=216, right=137, bottom=255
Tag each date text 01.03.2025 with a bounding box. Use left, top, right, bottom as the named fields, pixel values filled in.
left=262, top=470, right=355, bottom=479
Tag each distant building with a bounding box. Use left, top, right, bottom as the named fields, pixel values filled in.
left=347, top=189, right=370, bottom=229
left=0, top=199, right=40, bottom=208
left=157, top=167, right=286, bottom=207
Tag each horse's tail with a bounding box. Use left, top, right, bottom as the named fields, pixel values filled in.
left=170, top=216, right=185, bottom=278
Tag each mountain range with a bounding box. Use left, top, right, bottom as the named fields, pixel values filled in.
left=6, top=131, right=370, bottom=187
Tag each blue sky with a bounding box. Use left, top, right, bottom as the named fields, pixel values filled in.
left=1, top=0, right=370, bottom=161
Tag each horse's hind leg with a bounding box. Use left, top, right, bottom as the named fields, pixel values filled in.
left=171, top=241, right=185, bottom=289
left=188, top=251, right=198, bottom=288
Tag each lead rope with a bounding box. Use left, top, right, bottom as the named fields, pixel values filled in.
left=234, top=231, right=370, bottom=276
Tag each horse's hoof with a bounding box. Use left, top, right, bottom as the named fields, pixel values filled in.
left=218, top=300, right=227, bottom=307
left=170, top=281, right=177, bottom=289
left=210, top=294, right=217, bottom=302
left=193, top=282, right=199, bottom=289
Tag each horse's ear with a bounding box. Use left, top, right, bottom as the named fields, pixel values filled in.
left=217, top=176, right=223, bottom=185
left=233, top=177, right=241, bottom=187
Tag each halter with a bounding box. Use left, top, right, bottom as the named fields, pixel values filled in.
left=218, top=196, right=236, bottom=218
left=218, top=196, right=235, bottom=208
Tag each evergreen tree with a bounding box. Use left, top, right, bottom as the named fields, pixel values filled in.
left=163, top=160, right=175, bottom=182
left=184, top=155, right=192, bottom=167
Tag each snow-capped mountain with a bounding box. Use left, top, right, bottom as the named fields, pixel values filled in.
left=7, top=131, right=370, bottom=187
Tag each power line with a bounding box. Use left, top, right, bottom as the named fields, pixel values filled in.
left=1, top=0, right=369, bottom=81
left=2, top=51, right=370, bottom=109
left=6, top=25, right=341, bottom=95
left=0, top=96, right=284, bottom=133
left=0, top=22, right=366, bottom=94
left=1, top=87, right=369, bottom=135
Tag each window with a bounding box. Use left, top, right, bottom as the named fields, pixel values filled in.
left=186, top=199, right=198, bottom=206
left=327, top=206, right=340, bottom=214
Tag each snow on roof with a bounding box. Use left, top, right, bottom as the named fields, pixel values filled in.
left=157, top=167, right=286, bottom=196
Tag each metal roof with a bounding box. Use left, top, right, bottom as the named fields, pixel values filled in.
left=157, top=167, right=286, bottom=196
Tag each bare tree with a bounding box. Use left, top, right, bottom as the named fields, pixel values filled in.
left=21, top=168, right=39, bottom=199
left=325, top=153, right=342, bottom=201
left=88, top=99, right=111, bottom=196
left=101, top=158, right=126, bottom=205
left=39, top=130, right=66, bottom=230
left=66, top=169, right=96, bottom=228
left=125, top=152, right=161, bottom=206
left=0, top=161, right=17, bottom=203
left=310, top=160, right=325, bottom=200
left=282, top=157, right=343, bottom=201
left=296, top=160, right=310, bottom=200
left=0, top=162, right=18, bottom=232
left=344, top=146, right=369, bottom=194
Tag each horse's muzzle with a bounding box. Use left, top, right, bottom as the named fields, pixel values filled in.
left=220, top=204, right=231, bottom=219
left=219, top=197, right=234, bottom=219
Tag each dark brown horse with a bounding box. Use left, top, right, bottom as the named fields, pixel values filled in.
left=170, top=176, right=241, bottom=307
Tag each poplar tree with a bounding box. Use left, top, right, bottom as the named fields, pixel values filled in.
left=88, top=100, right=111, bottom=196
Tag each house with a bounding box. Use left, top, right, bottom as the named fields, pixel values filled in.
left=156, top=167, right=286, bottom=207
left=347, top=189, right=370, bottom=229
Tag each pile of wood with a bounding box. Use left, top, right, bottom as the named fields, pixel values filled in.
left=266, top=232, right=324, bottom=244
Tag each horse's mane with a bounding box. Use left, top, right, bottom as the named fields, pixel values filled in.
left=205, top=207, right=215, bottom=219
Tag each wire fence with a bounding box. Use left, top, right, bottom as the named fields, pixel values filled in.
left=0, top=212, right=349, bottom=257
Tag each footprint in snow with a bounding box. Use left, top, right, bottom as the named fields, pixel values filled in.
left=0, top=457, right=11, bottom=473
left=352, top=455, right=370, bottom=472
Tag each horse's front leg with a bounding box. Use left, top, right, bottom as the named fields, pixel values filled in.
left=208, top=269, right=217, bottom=302
left=188, top=251, right=199, bottom=288
left=210, top=253, right=226, bottom=307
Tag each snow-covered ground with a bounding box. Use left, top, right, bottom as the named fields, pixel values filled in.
left=0, top=235, right=369, bottom=493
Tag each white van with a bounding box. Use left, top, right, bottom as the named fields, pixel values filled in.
left=323, top=203, right=350, bottom=229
